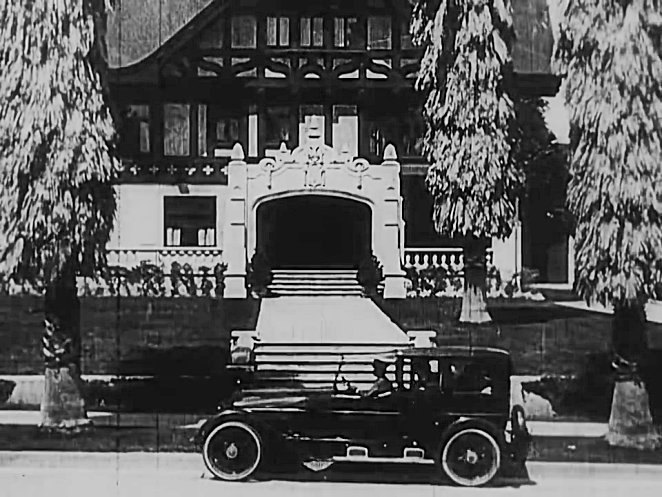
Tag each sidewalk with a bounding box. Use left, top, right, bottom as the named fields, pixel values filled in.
left=0, top=410, right=609, bottom=438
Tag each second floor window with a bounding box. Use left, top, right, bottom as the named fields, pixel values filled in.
left=119, top=104, right=150, bottom=156
left=163, top=104, right=190, bottom=157
left=199, top=105, right=243, bottom=154
left=300, top=17, right=324, bottom=47
left=334, top=17, right=362, bottom=49
left=367, top=16, right=392, bottom=50
left=265, top=106, right=292, bottom=148
left=267, top=16, right=290, bottom=47
left=231, top=15, right=257, bottom=48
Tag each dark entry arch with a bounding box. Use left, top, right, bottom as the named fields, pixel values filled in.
left=256, top=195, right=372, bottom=268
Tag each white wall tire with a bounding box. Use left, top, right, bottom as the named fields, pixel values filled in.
left=441, top=427, right=501, bottom=487
left=202, top=421, right=262, bottom=481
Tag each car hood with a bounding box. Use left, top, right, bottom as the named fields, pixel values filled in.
left=229, top=390, right=322, bottom=410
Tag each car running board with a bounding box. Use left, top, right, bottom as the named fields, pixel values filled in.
left=330, top=446, right=435, bottom=465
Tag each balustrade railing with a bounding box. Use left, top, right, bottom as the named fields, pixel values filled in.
left=403, top=247, right=494, bottom=272
left=107, top=248, right=224, bottom=271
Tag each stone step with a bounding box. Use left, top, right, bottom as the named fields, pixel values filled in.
left=272, top=269, right=356, bottom=275
left=253, top=343, right=403, bottom=381
left=268, top=269, right=363, bottom=297
left=269, top=279, right=361, bottom=286
left=255, top=343, right=404, bottom=354
left=269, top=288, right=364, bottom=296
left=272, top=269, right=357, bottom=274
left=269, top=285, right=362, bottom=292
left=252, top=373, right=377, bottom=387
left=257, top=363, right=379, bottom=373
left=270, top=277, right=359, bottom=284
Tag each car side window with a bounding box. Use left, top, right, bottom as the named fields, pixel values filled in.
left=444, top=360, right=493, bottom=395
left=441, top=359, right=494, bottom=395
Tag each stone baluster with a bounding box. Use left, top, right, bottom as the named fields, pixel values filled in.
left=422, top=253, right=430, bottom=268
left=404, top=252, right=413, bottom=269
left=439, top=253, right=448, bottom=270
left=457, top=253, right=465, bottom=272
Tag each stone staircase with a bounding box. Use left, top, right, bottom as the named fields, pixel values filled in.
left=242, top=341, right=409, bottom=394
left=268, top=269, right=364, bottom=297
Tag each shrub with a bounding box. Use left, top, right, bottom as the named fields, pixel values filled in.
left=519, top=351, right=662, bottom=422
left=357, top=252, right=384, bottom=296
left=403, top=263, right=543, bottom=300
left=247, top=250, right=273, bottom=297
left=84, top=376, right=237, bottom=413
left=82, top=262, right=229, bottom=298
left=213, top=262, right=228, bottom=297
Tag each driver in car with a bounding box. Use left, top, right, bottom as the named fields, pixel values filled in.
left=362, top=358, right=393, bottom=397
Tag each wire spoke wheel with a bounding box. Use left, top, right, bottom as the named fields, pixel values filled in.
left=203, top=421, right=262, bottom=481
left=441, top=428, right=501, bottom=487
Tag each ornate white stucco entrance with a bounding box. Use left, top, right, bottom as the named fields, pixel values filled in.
left=223, top=119, right=407, bottom=298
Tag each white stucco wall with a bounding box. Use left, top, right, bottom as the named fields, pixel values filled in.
left=108, top=183, right=229, bottom=250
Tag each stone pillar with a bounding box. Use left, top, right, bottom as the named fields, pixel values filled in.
left=491, top=223, right=522, bottom=282
left=380, top=145, right=407, bottom=299
left=223, top=143, right=248, bottom=298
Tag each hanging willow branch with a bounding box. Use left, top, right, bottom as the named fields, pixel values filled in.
left=0, top=0, right=120, bottom=285
left=411, top=0, right=523, bottom=241
left=553, top=0, right=662, bottom=306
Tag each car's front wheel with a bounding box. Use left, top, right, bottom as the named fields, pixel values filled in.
left=202, top=420, right=262, bottom=481
left=440, top=426, right=501, bottom=487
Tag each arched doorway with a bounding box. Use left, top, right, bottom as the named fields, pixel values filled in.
left=256, top=195, right=372, bottom=269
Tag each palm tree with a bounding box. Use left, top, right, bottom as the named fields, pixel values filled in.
left=553, top=0, right=662, bottom=449
left=411, top=0, right=523, bottom=322
left=0, top=0, right=119, bottom=429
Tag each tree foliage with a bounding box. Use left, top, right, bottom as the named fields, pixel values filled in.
left=553, top=0, right=662, bottom=306
left=0, top=0, right=120, bottom=284
left=411, top=0, right=524, bottom=240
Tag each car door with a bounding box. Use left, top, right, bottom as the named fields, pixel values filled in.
left=399, top=358, right=448, bottom=456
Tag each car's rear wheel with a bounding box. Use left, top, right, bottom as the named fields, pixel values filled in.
left=203, top=421, right=262, bottom=481
left=440, top=427, right=501, bottom=487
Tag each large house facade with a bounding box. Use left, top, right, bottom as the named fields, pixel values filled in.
left=105, top=0, right=570, bottom=298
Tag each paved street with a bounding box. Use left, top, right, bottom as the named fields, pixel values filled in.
left=1, top=451, right=661, bottom=497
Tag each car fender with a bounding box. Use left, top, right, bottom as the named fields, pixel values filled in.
left=195, top=409, right=288, bottom=458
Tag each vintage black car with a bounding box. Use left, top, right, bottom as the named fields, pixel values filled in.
left=196, top=345, right=530, bottom=487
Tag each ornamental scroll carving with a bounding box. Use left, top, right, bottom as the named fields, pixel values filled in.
left=257, top=117, right=372, bottom=189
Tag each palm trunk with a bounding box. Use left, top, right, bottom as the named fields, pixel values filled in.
left=605, top=301, right=661, bottom=449
left=459, top=237, right=491, bottom=323
left=40, top=265, right=89, bottom=429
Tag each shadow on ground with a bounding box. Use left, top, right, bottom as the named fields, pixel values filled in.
left=251, top=462, right=534, bottom=488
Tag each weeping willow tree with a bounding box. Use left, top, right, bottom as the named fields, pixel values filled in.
left=411, top=0, right=523, bottom=323
left=0, top=0, right=119, bottom=429
left=554, top=0, right=662, bottom=449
